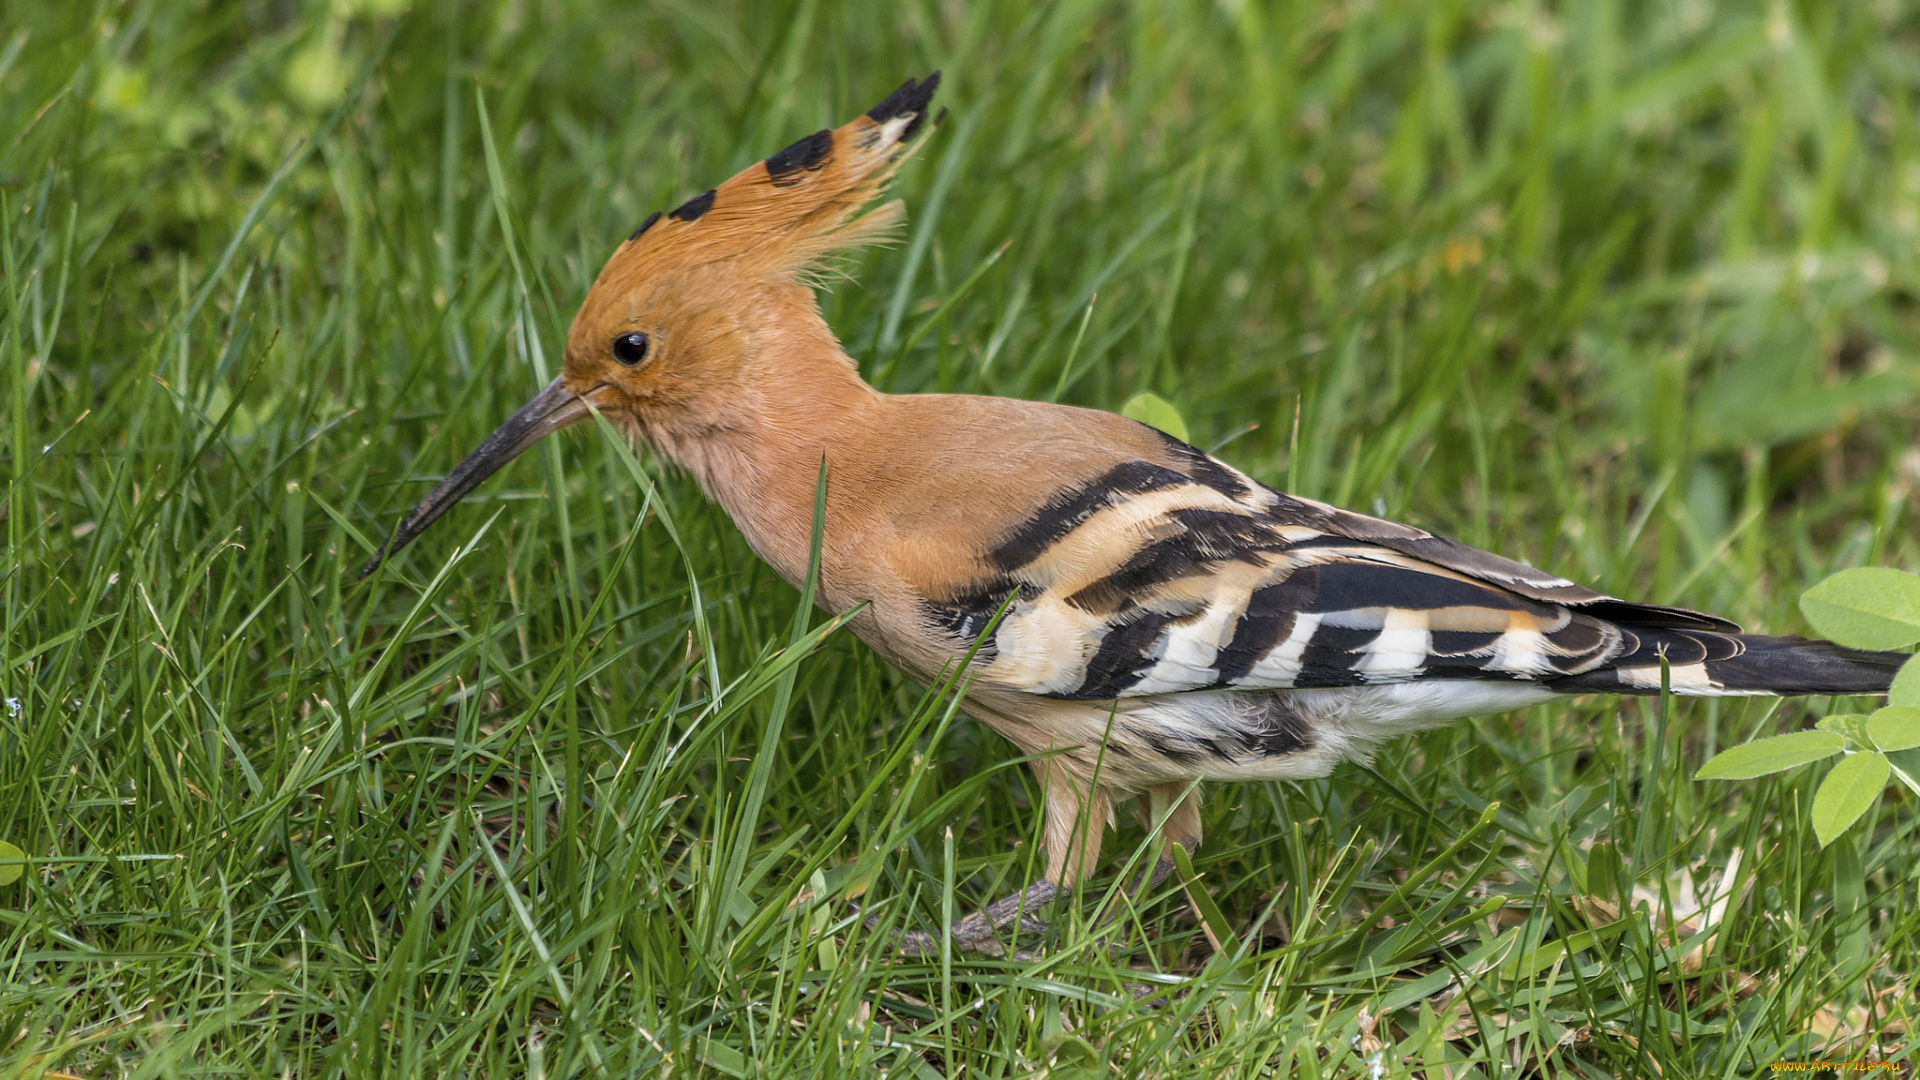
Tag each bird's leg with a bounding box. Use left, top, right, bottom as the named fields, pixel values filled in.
left=1040, top=761, right=1112, bottom=883
left=1107, top=852, right=1180, bottom=920
left=1097, top=782, right=1203, bottom=956
left=892, top=760, right=1111, bottom=958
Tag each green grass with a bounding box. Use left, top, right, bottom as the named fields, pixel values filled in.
left=3, top=0, right=1919, bottom=1075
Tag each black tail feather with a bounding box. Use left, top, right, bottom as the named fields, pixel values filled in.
left=1551, top=631, right=1904, bottom=697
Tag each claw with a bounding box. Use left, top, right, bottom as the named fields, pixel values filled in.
left=888, top=880, right=1060, bottom=958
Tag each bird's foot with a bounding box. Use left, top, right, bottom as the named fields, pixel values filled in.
left=892, top=880, right=1060, bottom=958
left=881, top=856, right=1178, bottom=961
left=1094, top=855, right=1179, bottom=958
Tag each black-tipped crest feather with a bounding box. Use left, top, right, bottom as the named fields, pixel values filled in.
left=668, top=189, right=716, bottom=222
left=866, top=72, right=942, bottom=129
left=766, top=129, right=834, bottom=185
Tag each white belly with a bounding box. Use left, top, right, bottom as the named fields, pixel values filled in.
left=1105, top=680, right=1562, bottom=785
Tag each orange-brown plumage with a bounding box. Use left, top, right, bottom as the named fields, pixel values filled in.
left=370, top=73, right=1902, bottom=954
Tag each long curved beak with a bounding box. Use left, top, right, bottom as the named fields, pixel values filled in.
left=362, top=377, right=594, bottom=577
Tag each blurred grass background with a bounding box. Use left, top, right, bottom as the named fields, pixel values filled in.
left=3, top=0, right=1918, bottom=1075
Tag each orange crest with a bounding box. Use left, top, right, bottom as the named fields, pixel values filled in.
left=596, top=74, right=939, bottom=287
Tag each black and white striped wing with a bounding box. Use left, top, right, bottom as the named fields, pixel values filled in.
left=974, top=535, right=1629, bottom=700
left=919, top=432, right=1728, bottom=701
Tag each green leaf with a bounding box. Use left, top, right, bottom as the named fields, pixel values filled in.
left=1891, top=655, right=1920, bottom=709
left=0, top=841, right=22, bottom=887
left=1121, top=392, right=1191, bottom=444
left=1816, top=713, right=1871, bottom=747
left=1042, top=1034, right=1106, bottom=1078
left=1868, top=706, right=1920, bottom=752
left=1585, top=839, right=1623, bottom=904
left=1799, top=568, right=1920, bottom=651
left=1812, top=752, right=1890, bottom=847
left=696, top=1039, right=751, bottom=1079
left=1696, top=729, right=1846, bottom=780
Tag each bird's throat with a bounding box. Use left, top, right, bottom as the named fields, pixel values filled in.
left=644, top=345, right=885, bottom=601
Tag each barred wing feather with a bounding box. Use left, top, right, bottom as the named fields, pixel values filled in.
left=915, top=430, right=1809, bottom=702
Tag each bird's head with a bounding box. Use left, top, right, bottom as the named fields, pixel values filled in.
left=363, top=74, right=941, bottom=576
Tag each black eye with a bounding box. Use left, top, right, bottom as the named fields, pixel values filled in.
left=611, top=331, right=650, bottom=366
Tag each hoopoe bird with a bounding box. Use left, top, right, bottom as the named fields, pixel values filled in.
left=369, top=74, right=1902, bottom=953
